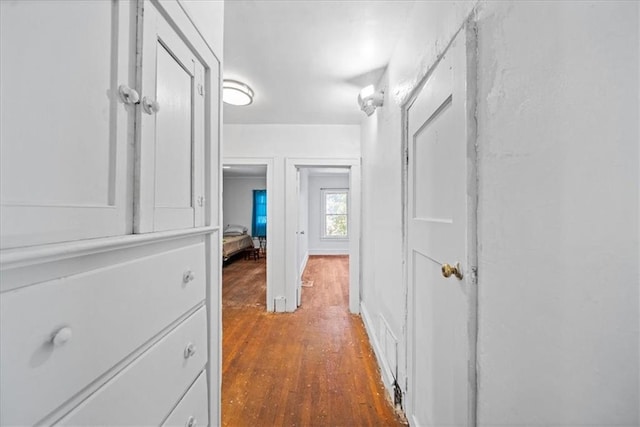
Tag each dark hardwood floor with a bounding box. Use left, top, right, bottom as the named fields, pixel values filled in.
left=222, top=255, right=406, bottom=426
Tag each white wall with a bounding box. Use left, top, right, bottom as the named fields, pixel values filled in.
left=307, top=173, right=350, bottom=255
left=180, top=0, right=224, bottom=58
left=222, top=176, right=266, bottom=244
left=224, top=124, right=360, bottom=311
left=474, top=2, right=638, bottom=425
left=361, top=0, right=639, bottom=425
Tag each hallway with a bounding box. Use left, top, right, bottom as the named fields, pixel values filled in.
left=222, top=255, right=405, bottom=426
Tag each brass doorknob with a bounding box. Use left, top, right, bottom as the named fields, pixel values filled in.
left=442, top=262, right=463, bottom=280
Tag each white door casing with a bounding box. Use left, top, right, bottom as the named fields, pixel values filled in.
left=405, top=25, right=477, bottom=427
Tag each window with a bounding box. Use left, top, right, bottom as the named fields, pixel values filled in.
left=252, top=189, right=267, bottom=237
left=322, top=189, right=348, bottom=239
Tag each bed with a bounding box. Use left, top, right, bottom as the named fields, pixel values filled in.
left=222, top=234, right=254, bottom=261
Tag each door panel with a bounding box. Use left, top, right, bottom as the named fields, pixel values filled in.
left=155, top=43, right=193, bottom=209
left=0, top=0, right=134, bottom=248
left=413, top=96, right=454, bottom=222
left=296, top=168, right=303, bottom=307
left=137, top=1, right=205, bottom=232
left=406, top=26, right=476, bottom=427
left=412, top=249, right=468, bottom=426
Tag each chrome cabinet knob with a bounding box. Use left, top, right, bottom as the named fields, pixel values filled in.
left=142, top=96, right=160, bottom=114
left=185, top=416, right=197, bottom=427
left=118, top=85, right=140, bottom=105
left=51, top=326, right=73, bottom=346
left=183, top=270, right=195, bottom=284
left=184, top=343, right=196, bottom=359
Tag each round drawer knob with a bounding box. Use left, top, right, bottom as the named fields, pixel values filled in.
left=185, top=416, right=197, bottom=427
left=142, top=96, right=160, bottom=114
left=183, top=270, right=195, bottom=284
left=51, top=326, right=73, bottom=346
left=184, top=343, right=196, bottom=359
left=118, top=84, right=140, bottom=105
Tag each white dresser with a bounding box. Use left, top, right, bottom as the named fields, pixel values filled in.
left=0, top=1, right=222, bottom=425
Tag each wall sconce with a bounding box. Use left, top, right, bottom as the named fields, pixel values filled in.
left=357, top=85, right=384, bottom=116
left=223, top=79, right=254, bottom=106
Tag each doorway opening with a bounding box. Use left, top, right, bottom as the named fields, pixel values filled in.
left=285, top=158, right=361, bottom=314
left=222, top=160, right=272, bottom=311
left=294, top=167, right=350, bottom=307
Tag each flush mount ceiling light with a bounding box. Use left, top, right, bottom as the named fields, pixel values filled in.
left=223, top=79, right=254, bottom=106
left=357, top=84, right=384, bottom=116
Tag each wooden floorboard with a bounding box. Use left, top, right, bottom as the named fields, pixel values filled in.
left=222, top=255, right=406, bottom=426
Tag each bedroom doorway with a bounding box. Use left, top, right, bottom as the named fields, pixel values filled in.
left=294, top=167, right=350, bottom=307
left=285, top=158, right=361, bottom=314
left=222, top=159, right=273, bottom=311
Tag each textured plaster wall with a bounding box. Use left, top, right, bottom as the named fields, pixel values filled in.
left=475, top=1, right=639, bottom=424
left=180, top=0, right=224, bottom=58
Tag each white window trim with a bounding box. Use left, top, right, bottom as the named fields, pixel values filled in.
left=321, top=188, right=349, bottom=240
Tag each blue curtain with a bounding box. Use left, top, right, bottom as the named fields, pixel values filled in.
left=252, top=189, right=267, bottom=237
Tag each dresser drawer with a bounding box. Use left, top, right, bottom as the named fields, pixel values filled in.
left=162, top=370, right=209, bottom=427
left=57, top=307, right=208, bottom=426
left=0, top=242, right=206, bottom=426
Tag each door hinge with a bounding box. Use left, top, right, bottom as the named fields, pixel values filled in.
left=198, top=83, right=205, bottom=96
left=197, top=196, right=205, bottom=207
left=471, top=266, right=478, bottom=285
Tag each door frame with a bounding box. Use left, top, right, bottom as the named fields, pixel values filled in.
left=401, top=22, right=478, bottom=425
left=222, top=157, right=274, bottom=309
left=285, top=158, right=361, bottom=313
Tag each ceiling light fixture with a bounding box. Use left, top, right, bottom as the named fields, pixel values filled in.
left=223, top=79, right=254, bottom=106
left=357, top=84, right=384, bottom=116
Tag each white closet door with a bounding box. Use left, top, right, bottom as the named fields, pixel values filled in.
left=0, top=0, right=135, bottom=249
left=137, top=1, right=206, bottom=233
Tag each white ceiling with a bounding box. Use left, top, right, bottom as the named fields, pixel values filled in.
left=223, top=0, right=415, bottom=125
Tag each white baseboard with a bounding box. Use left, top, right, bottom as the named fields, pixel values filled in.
left=360, top=301, right=395, bottom=398
left=308, top=248, right=349, bottom=255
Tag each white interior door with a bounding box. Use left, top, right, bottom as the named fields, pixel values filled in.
left=406, top=27, right=477, bottom=427
left=295, top=168, right=303, bottom=307
left=137, top=1, right=205, bottom=232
